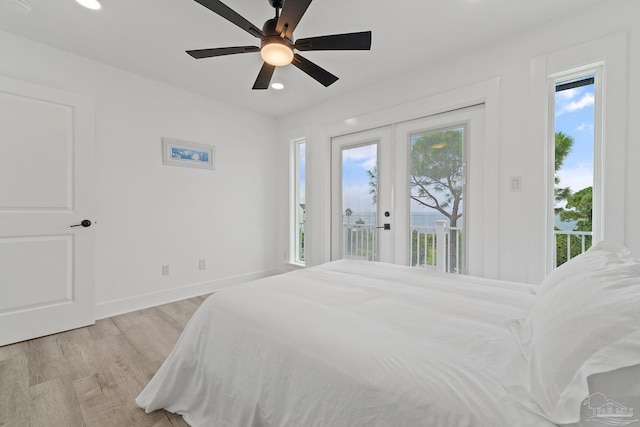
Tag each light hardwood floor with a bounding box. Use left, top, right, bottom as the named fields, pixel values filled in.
left=0, top=295, right=210, bottom=427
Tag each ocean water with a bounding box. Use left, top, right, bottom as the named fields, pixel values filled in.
left=343, top=212, right=449, bottom=227
left=343, top=211, right=579, bottom=231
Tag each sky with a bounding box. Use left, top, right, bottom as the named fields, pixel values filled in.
left=554, top=81, right=595, bottom=194
left=341, top=144, right=377, bottom=214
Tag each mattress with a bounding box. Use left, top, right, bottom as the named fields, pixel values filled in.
left=137, top=260, right=557, bottom=426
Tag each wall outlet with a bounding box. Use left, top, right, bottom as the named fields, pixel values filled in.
left=162, top=264, right=170, bottom=276
left=510, top=176, right=522, bottom=192
left=198, top=259, right=206, bottom=270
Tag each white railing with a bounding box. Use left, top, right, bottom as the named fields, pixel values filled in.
left=339, top=223, right=591, bottom=271
left=553, top=230, right=593, bottom=267
left=411, top=220, right=463, bottom=274
left=342, top=220, right=463, bottom=273
left=342, top=223, right=378, bottom=261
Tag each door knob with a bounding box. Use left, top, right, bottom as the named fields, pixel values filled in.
left=70, top=220, right=92, bottom=228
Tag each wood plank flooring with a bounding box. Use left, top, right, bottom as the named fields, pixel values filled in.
left=0, top=295, right=210, bottom=427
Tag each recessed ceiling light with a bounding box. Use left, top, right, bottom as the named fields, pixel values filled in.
left=271, top=82, right=284, bottom=90
left=76, top=0, right=101, bottom=10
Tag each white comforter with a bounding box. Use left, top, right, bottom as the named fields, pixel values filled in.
left=137, top=260, right=556, bottom=426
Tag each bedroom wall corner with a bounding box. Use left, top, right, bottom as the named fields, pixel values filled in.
left=0, top=31, right=280, bottom=317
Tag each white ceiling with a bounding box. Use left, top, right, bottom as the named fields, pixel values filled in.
left=0, top=0, right=611, bottom=118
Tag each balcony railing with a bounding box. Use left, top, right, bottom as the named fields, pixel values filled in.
left=337, top=223, right=591, bottom=272
left=554, top=230, right=593, bottom=267
left=342, top=220, right=463, bottom=273
left=342, top=223, right=378, bottom=261
left=411, top=221, right=463, bottom=273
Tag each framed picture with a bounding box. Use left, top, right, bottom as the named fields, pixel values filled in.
left=162, top=138, right=215, bottom=170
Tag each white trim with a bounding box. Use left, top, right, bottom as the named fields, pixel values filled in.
left=95, top=269, right=281, bottom=319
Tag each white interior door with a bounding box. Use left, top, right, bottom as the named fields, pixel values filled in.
left=331, top=127, right=393, bottom=262
left=0, top=76, right=95, bottom=346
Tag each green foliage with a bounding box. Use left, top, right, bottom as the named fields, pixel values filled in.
left=298, top=228, right=305, bottom=261
left=555, top=230, right=593, bottom=267
left=560, top=187, right=593, bottom=232
left=553, top=133, right=594, bottom=267
left=554, top=132, right=574, bottom=208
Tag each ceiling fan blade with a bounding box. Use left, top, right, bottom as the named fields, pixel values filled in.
left=275, top=0, right=312, bottom=40
left=292, top=54, right=338, bottom=87
left=193, top=0, right=264, bottom=39
left=252, top=63, right=276, bottom=90
left=295, top=31, right=372, bottom=51
left=186, top=46, right=260, bottom=59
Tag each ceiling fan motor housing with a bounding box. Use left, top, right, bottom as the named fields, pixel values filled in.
left=262, top=17, right=292, bottom=43
left=261, top=17, right=293, bottom=51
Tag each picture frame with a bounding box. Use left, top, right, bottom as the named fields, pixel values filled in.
left=162, top=138, right=215, bottom=170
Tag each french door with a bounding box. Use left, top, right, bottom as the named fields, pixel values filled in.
left=331, top=127, right=393, bottom=262
left=331, top=105, right=484, bottom=273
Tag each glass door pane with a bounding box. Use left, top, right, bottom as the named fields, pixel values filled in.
left=409, top=125, right=466, bottom=273
left=331, top=126, right=392, bottom=263
left=341, top=143, right=379, bottom=261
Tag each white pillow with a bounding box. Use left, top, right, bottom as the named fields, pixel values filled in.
left=523, top=261, right=640, bottom=424
left=538, top=240, right=636, bottom=296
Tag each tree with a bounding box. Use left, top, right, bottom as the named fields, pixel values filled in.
left=345, top=208, right=353, bottom=224
left=561, top=186, right=593, bottom=232
left=554, top=131, right=574, bottom=208
left=554, top=132, right=593, bottom=266
left=410, top=129, right=463, bottom=227
left=410, top=129, right=464, bottom=270
left=367, top=165, right=378, bottom=205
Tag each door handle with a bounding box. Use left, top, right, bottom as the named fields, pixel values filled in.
left=70, top=220, right=92, bottom=228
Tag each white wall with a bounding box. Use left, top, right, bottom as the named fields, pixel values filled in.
left=276, top=0, right=640, bottom=284
left=0, top=31, right=279, bottom=317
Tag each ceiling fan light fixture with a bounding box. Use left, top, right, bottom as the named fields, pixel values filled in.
left=261, top=41, right=294, bottom=67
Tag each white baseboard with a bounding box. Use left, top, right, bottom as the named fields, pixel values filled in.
left=95, top=268, right=283, bottom=320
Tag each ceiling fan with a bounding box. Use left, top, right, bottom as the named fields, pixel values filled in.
left=186, top=0, right=372, bottom=89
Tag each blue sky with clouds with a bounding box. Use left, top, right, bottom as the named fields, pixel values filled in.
left=555, top=82, right=595, bottom=194
left=341, top=144, right=377, bottom=214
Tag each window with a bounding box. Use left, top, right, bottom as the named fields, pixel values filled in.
left=534, top=33, right=627, bottom=282
left=551, top=74, right=598, bottom=267
left=292, top=139, right=306, bottom=264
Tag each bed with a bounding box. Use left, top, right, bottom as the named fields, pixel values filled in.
left=137, top=242, right=640, bottom=427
